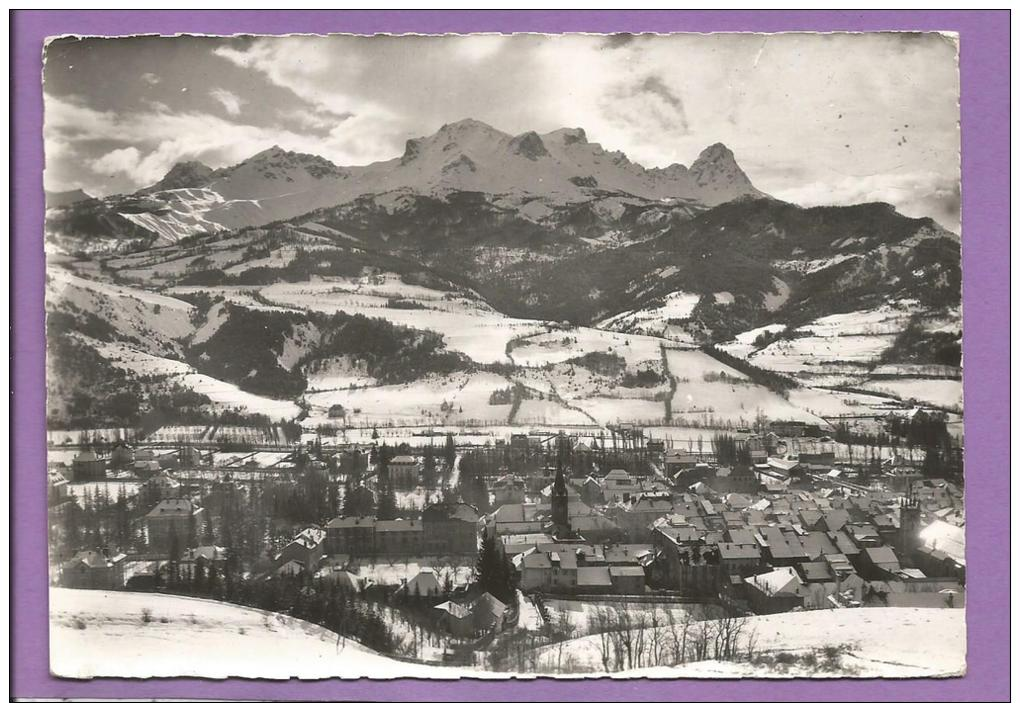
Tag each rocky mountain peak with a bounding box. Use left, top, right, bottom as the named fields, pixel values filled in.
left=146, top=160, right=214, bottom=192
left=689, top=142, right=755, bottom=190
left=508, top=131, right=549, bottom=160
left=547, top=127, right=588, bottom=146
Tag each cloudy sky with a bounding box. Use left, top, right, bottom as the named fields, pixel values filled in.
left=44, top=32, right=961, bottom=230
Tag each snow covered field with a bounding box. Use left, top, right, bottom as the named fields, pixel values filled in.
left=255, top=277, right=547, bottom=364
left=861, top=379, right=963, bottom=411
left=665, top=349, right=823, bottom=426
left=49, top=588, right=459, bottom=679
left=533, top=607, right=965, bottom=678
left=510, top=328, right=663, bottom=368
left=51, top=589, right=964, bottom=679
left=304, top=372, right=513, bottom=428
left=177, top=374, right=302, bottom=421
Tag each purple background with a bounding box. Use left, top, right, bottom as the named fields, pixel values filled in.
left=12, top=10, right=1009, bottom=701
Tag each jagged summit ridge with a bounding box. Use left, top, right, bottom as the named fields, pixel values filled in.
left=123, top=119, right=764, bottom=239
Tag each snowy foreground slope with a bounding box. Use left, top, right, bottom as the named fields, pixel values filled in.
left=51, top=589, right=964, bottom=679
left=537, top=607, right=966, bottom=678
left=49, top=588, right=468, bottom=680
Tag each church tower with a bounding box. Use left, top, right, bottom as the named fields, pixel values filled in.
left=551, top=458, right=569, bottom=530
left=898, top=483, right=923, bottom=563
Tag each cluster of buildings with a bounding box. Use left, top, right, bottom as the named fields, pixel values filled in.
left=51, top=424, right=965, bottom=621
left=480, top=450, right=965, bottom=613
left=66, top=443, right=204, bottom=482
left=270, top=501, right=481, bottom=578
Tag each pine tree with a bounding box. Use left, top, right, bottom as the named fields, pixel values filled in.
left=444, top=433, right=456, bottom=471
left=376, top=482, right=397, bottom=520
left=476, top=534, right=512, bottom=602
left=423, top=444, right=437, bottom=489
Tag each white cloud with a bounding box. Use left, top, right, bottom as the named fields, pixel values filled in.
left=210, top=88, right=244, bottom=116
left=773, top=170, right=961, bottom=232
left=140, top=72, right=160, bottom=86
left=93, top=146, right=142, bottom=176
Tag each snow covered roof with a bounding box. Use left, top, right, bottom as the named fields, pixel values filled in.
left=745, top=566, right=802, bottom=596
left=146, top=498, right=199, bottom=518
left=289, top=527, right=327, bottom=548
left=718, top=543, right=760, bottom=560
left=66, top=549, right=126, bottom=569
left=434, top=601, right=470, bottom=619
left=919, top=520, right=965, bottom=565
left=577, top=566, right=613, bottom=586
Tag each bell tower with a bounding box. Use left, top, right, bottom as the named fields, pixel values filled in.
left=898, top=482, right=923, bottom=562
left=552, top=458, right=569, bottom=530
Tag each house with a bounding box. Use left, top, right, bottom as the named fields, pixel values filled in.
left=862, top=546, right=901, bottom=579
left=177, top=545, right=228, bottom=580
left=48, top=470, right=70, bottom=505
left=610, top=495, right=676, bottom=541
left=577, top=475, right=605, bottom=505
left=718, top=543, right=762, bottom=574
left=375, top=519, right=424, bottom=555
left=915, top=519, right=966, bottom=582
left=108, top=443, right=135, bottom=468
left=140, top=470, right=180, bottom=505
left=600, top=469, right=642, bottom=503
left=433, top=600, right=473, bottom=637
left=768, top=421, right=822, bottom=438
left=276, top=527, right=326, bottom=573
left=316, top=567, right=363, bottom=593
left=396, top=568, right=444, bottom=599
left=492, top=475, right=527, bottom=505
left=569, top=514, right=626, bottom=543
left=276, top=560, right=306, bottom=577
left=820, top=509, right=851, bottom=532
left=145, top=499, right=204, bottom=553
left=387, top=455, right=419, bottom=489
left=61, top=549, right=126, bottom=589
left=500, top=532, right=554, bottom=559
left=326, top=516, right=376, bottom=556
left=845, top=523, right=882, bottom=549
left=519, top=548, right=579, bottom=592
left=422, top=502, right=479, bottom=555
left=337, top=450, right=369, bottom=476
left=485, top=503, right=541, bottom=539
left=664, top=449, right=699, bottom=473
left=797, top=509, right=826, bottom=531
left=754, top=527, right=807, bottom=566
left=744, top=566, right=806, bottom=614
left=434, top=592, right=508, bottom=637
left=71, top=449, right=106, bottom=481
left=796, top=561, right=833, bottom=584
left=576, top=566, right=614, bottom=593
left=609, top=565, right=647, bottom=594
left=823, top=553, right=858, bottom=580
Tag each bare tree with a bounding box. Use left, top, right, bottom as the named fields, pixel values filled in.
left=587, top=606, right=616, bottom=673
left=664, top=607, right=693, bottom=665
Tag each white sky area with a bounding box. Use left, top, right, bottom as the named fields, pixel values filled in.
left=43, top=32, right=960, bottom=231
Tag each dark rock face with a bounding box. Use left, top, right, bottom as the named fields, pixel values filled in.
left=509, top=131, right=550, bottom=160
left=146, top=161, right=214, bottom=191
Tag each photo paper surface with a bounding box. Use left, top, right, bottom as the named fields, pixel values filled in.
left=42, top=31, right=964, bottom=680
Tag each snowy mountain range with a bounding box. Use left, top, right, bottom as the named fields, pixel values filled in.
left=47, top=119, right=765, bottom=246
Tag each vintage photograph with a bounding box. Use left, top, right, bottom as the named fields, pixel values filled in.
left=42, top=32, right=964, bottom=679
